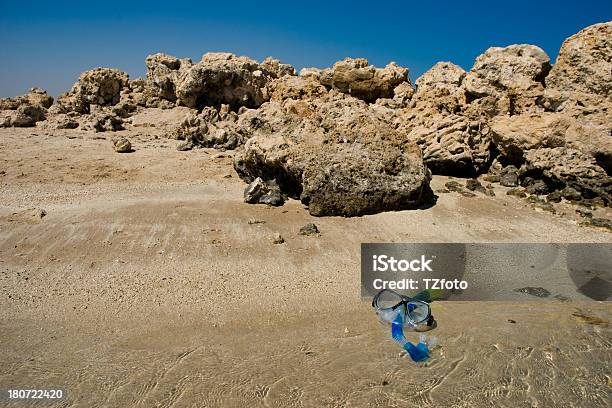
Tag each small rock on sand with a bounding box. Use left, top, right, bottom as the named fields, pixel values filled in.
left=247, top=219, right=266, bottom=225
left=299, top=223, right=319, bottom=236
left=113, top=137, right=132, bottom=153
left=514, top=287, right=551, bottom=298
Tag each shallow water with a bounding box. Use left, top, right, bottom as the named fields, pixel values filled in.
left=1, top=302, right=609, bottom=407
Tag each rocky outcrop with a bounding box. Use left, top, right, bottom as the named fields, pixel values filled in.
left=546, top=22, right=611, bottom=99
left=0, top=88, right=53, bottom=127
left=395, top=62, right=491, bottom=176
left=80, top=111, right=125, bottom=132
left=461, top=45, right=551, bottom=116
left=4, top=22, right=608, bottom=215
left=39, top=113, right=80, bottom=130
left=0, top=105, right=46, bottom=127
left=490, top=114, right=566, bottom=164
left=261, top=57, right=296, bottom=78
left=233, top=92, right=432, bottom=216
left=416, top=62, right=465, bottom=93
left=142, top=52, right=296, bottom=110
left=269, top=76, right=328, bottom=101
left=121, top=77, right=147, bottom=107
left=318, top=58, right=409, bottom=103
left=490, top=113, right=611, bottom=171
left=521, top=147, right=611, bottom=205
left=171, top=104, right=243, bottom=150
left=0, top=87, right=53, bottom=110
left=175, top=52, right=279, bottom=110
left=144, top=53, right=192, bottom=107
left=57, top=68, right=129, bottom=113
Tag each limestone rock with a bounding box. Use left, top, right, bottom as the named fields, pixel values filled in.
left=0, top=88, right=53, bottom=110
left=171, top=106, right=243, bottom=149
left=299, top=67, right=322, bottom=79
left=40, top=113, right=80, bottom=130
left=269, top=76, right=328, bottom=101
left=490, top=114, right=566, bottom=164
left=405, top=114, right=491, bottom=176
left=299, top=223, right=319, bottom=236
left=243, top=177, right=285, bottom=206
left=521, top=148, right=611, bottom=205
left=234, top=92, right=432, bottom=217
left=58, top=68, right=129, bottom=113
left=175, top=52, right=273, bottom=110
left=546, top=22, right=612, bottom=99
left=490, top=113, right=611, bottom=173
left=0, top=88, right=52, bottom=127
left=415, top=62, right=465, bottom=93
left=318, top=58, right=409, bottom=103
left=500, top=165, right=519, bottom=187
left=461, top=45, right=551, bottom=116
left=396, top=62, right=491, bottom=176
left=261, top=57, right=296, bottom=78
left=392, top=82, right=415, bottom=106
left=144, top=53, right=192, bottom=106
left=113, top=137, right=132, bottom=153
left=80, top=111, right=124, bottom=132
left=0, top=104, right=46, bottom=127
left=25, top=88, right=54, bottom=108
left=119, top=77, right=147, bottom=107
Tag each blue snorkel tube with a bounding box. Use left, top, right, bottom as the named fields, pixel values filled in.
left=391, top=312, right=435, bottom=362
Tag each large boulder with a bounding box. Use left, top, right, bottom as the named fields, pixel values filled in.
left=233, top=92, right=432, bottom=216
left=415, top=61, right=465, bottom=93
left=318, top=58, right=409, bottom=103
left=175, top=52, right=275, bottom=110
left=0, top=105, right=45, bottom=127
left=171, top=105, right=243, bottom=150
left=261, top=57, right=296, bottom=78
left=0, top=88, right=53, bottom=110
left=490, top=114, right=566, bottom=164
left=491, top=113, right=611, bottom=172
left=144, top=53, right=192, bottom=106
left=404, top=114, right=492, bottom=176
left=268, top=75, right=328, bottom=101
left=57, top=68, right=129, bottom=113
left=461, top=45, right=551, bottom=116
left=546, top=22, right=612, bottom=99
left=395, top=62, right=492, bottom=176
left=0, top=88, right=52, bottom=127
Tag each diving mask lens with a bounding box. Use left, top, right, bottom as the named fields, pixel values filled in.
left=405, top=301, right=430, bottom=325
left=372, top=289, right=404, bottom=310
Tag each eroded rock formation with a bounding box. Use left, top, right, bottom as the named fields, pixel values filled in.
left=2, top=21, right=609, bottom=216
left=233, top=92, right=433, bottom=216
left=0, top=88, right=53, bottom=127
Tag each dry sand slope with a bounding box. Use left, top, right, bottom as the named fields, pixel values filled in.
left=0, top=128, right=611, bottom=407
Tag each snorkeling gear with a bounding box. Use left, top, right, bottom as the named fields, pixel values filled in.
left=372, top=289, right=437, bottom=362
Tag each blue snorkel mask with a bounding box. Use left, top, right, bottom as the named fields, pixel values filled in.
left=372, top=289, right=437, bottom=362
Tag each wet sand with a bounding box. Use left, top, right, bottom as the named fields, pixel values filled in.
left=1, top=127, right=610, bottom=407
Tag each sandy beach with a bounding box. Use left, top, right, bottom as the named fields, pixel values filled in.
left=1, top=126, right=610, bottom=407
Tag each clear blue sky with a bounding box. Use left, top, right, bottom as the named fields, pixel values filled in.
left=1, top=0, right=610, bottom=97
